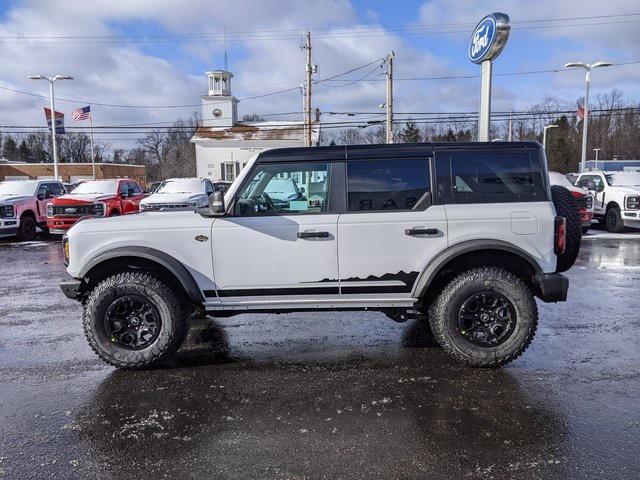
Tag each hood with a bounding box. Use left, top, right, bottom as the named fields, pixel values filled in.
left=0, top=194, right=31, bottom=204
left=52, top=193, right=116, bottom=205
left=141, top=192, right=207, bottom=205
left=68, top=209, right=204, bottom=235
left=611, top=186, right=640, bottom=195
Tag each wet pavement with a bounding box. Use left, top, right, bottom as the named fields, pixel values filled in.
left=1, top=234, right=639, bottom=479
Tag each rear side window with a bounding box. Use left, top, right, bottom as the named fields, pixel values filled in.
left=346, top=159, right=430, bottom=211
left=435, top=151, right=545, bottom=203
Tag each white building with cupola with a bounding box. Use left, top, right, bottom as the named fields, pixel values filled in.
left=192, top=70, right=320, bottom=182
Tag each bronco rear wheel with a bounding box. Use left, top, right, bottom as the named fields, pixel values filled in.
left=429, top=267, right=537, bottom=367
left=83, top=271, right=189, bottom=369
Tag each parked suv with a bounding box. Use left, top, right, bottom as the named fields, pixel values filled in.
left=575, top=171, right=640, bottom=232
left=140, top=178, right=216, bottom=212
left=0, top=179, right=66, bottom=240
left=47, top=179, right=145, bottom=234
left=60, top=143, right=578, bottom=369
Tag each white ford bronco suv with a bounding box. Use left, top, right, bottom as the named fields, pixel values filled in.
left=60, top=143, right=578, bottom=369
left=0, top=179, right=66, bottom=240
left=575, top=171, right=640, bottom=232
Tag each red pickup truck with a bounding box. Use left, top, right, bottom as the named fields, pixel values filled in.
left=47, top=179, right=145, bottom=234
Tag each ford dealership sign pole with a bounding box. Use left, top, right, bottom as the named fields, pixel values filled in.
left=469, top=13, right=510, bottom=141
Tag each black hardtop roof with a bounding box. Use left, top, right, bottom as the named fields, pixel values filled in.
left=257, top=141, right=542, bottom=162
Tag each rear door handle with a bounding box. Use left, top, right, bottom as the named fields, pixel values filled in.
left=297, top=231, right=330, bottom=239
left=405, top=227, right=439, bottom=236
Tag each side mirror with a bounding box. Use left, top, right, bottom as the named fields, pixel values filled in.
left=128, top=188, right=136, bottom=197
left=208, top=190, right=226, bottom=215
left=37, top=194, right=45, bottom=201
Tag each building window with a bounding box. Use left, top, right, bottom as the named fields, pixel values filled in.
left=224, top=163, right=236, bottom=181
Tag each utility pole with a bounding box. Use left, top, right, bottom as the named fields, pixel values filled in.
left=304, top=30, right=313, bottom=147
left=508, top=110, right=513, bottom=141
left=385, top=51, right=395, bottom=144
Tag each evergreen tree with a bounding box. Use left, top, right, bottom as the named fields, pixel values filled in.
left=1, top=136, right=17, bottom=161
left=17, top=140, right=31, bottom=162
left=400, top=121, right=422, bottom=143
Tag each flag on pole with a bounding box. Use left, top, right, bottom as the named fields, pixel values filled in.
left=72, top=105, right=91, bottom=121
left=44, top=107, right=65, bottom=134
left=577, top=105, right=585, bottom=121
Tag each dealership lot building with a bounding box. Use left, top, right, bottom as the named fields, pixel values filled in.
left=191, top=70, right=319, bottom=182
left=0, top=162, right=146, bottom=185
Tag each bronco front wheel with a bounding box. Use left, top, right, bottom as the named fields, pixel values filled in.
left=83, top=271, right=189, bottom=369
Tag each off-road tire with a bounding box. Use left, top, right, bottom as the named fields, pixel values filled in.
left=17, top=215, right=37, bottom=241
left=429, top=267, right=538, bottom=367
left=582, top=226, right=590, bottom=235
left=551, top=185, right=581, bottom=273
left=605, top=206, right=625, bottom=233
left=83, top=271, right=189, bottom=369
left=39, top=225, right=50, bottom=238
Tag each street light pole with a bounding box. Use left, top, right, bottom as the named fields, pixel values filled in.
left=593, top=148, right=601, bottom=171
left=28, top=74, right=73, bottom=181
left=564, top=61, right=611, bottom=173
left=542, top=124, right=558, bottom=150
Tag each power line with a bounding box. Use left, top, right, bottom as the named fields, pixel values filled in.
left=2, top=13, right=640, bottom=44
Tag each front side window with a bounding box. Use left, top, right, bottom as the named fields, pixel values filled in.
left=347, top=159, right=430, bottom=211
left=578, top=175, right=604, bottom=190
left=37, top=184, right=52, bottom=199
left=235, top=162, right=329, bottom=216
left=436, top=151, right=543, bottom=203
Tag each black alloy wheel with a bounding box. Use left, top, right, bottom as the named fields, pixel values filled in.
left=457, top=291, right=516, bottom=347
left=104, top=295, right=161, bottom=350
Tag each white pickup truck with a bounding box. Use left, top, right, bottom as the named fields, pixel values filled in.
left=575, top=171, right=640, bottom=232
left=0, top=179, right=66, bottom=240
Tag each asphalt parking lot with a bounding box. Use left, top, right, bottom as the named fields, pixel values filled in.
left=1, top=229, right=639, bottom=480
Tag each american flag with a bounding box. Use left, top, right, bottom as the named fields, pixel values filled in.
left=72, top=105, right=91, bottom=121
left=577, top=105, right=585, bottom=121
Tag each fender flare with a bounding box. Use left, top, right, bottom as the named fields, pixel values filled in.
left=79, top=246, right=205, bottom=303
left=411, top=239, right=543, bottom=298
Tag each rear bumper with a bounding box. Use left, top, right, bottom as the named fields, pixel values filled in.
left=60, top=278, right=83, bottom=300
left=536, top=273, right=569, bottom=303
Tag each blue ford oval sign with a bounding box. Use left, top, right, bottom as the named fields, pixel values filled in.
left=468, top=13, right=510, bottom=64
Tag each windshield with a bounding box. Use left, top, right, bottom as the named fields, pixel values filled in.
left=605, top=172, right=640, bottom=187
left=548, top=172, right=574, bottom=188
left=0, top=181, right=37, bottom=196
left=156, top=179, right=204, bottom=194
left=71, top=180, right=117, bottom=195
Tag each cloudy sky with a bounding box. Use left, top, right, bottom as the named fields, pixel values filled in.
left=1, top=0, right=639, bottom=147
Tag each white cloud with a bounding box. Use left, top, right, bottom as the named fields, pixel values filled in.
left=0, top=0, right=638, bottom=150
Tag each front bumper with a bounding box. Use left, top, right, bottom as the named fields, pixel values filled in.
left=0, top=217, right=19, bottom=237
left=60, top=278, right=83, bottom=300
left=622, top=211, right=640, bottom=228
left=47, top=217, right=79, bottom=234
left=536, top=273, right=569, bottom=303
left=580, top=211, right=593, bottom=228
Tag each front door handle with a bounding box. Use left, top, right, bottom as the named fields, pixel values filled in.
left=297, top=231, right=330, bottom=239
left=405, top=227, right=439, bottom=236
